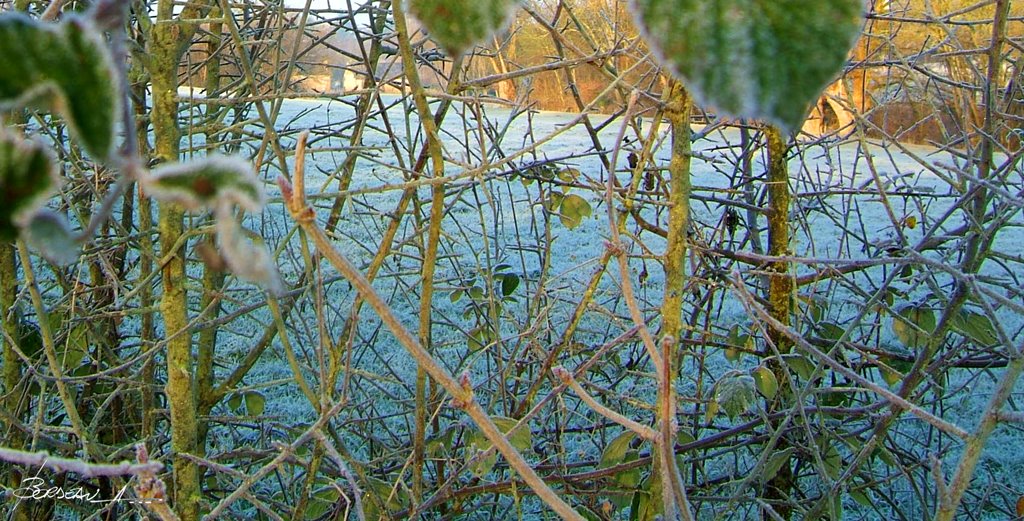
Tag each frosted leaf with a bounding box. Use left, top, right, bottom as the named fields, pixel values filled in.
left=145, top=155, right=263, bottom=212
left=715, top=372, right=756, bottom=420
left=892, top=304, right=935, bottom=349
left=411, top=0, right=520, bottom=57
left=0, top=133, right=59, bottom=241
left=23, top=210, right=80, bottom=265
left=632, top=0, right=865, bottom=130
left=215, top=205, right=284, bottom=295
left=0, top=14, right=120, bottom=161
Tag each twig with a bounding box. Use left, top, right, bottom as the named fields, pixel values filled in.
left=205, top=398, right=350, bottom=518
left=312, top=430, right=366, bottom=521
left=41, top=0, right=68, bottom=21
left=930, top=455, right=950, bottom=512
left=602, top=89, right=694, bottom=521
left=729, top=272, right=970, bottom=440
left=553, top=366, right=659, bottom=441
left=0, top=446, right=162, bottom=478
left=16, top=241, right=102, bottom=459
left=278, top=131, right=584, bottom=520
left=134, top=444, right=179, bottom=521
left=997, top=411, right=1024, bottom=423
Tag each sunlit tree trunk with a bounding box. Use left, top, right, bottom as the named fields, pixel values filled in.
left=764, top=125, right=794, bottom=520
left=149, top=1, right=210, bottom=518
left=657, top=79, right=694, bottom=521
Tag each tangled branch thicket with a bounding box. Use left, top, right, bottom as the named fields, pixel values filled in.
left=0, top=0, right=1022, bottom=520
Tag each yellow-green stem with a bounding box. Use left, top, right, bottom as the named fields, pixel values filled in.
left=151, top=1, right=204, bottom=518
left=658, top=80, right=694, bottom=521
left=393, top=0, right=451, bottom=504
left=764, top=125, right=794, bottom=520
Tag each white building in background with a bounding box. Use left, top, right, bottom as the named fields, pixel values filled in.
left=341, top=69, right=363, bottom=92
left=331, top=66, right=409, bottom=95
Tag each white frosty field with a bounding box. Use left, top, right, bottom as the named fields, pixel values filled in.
left=173, top=94, right=1023, bottom=518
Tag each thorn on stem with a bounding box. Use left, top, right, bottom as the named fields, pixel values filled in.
left=451, top=371, right=474, bottom=409
left=552, top=366, right=571, bottom=382
left=293, top=131, right=309, bottom=209
left=276, top=175, right=294, bottom=204
left=660, top=335, right=677, bottom=351
left=605, top=240, right=625, bottom=257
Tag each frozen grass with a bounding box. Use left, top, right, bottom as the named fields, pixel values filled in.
left=176, top=95, right=1024, bottom=518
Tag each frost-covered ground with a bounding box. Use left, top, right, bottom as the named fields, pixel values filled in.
left=182, top=95, right=1023, bottom=517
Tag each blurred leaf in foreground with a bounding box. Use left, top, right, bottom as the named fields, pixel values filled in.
left=632, top=0, right=864, bottom=130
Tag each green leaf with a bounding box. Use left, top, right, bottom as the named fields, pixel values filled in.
left=724, top=347, right=742, bottom=363
left=449, top=289, right=464, bottom=303
left=724, top=325, right=748, bottom=363
left=892, top=304, right=936, bottom=349
left=304, top=486, right=341, bottom=520
left=600, top=431, right=636, bottom=469
left=244, top=391, right=266, bottom=416
left=411, top=0, right=521, bottom=57
left=227, top=393, right=243, bottom=413
left=951, top=310, right=998, bottom=347
left=877, top=359, right=903, bottom=386
left=677, top=430, right=695, bottom=446
left=547, top=191, right=565, bottom=212
left=494, top=416, right=531, bottom=451
left=558, top=168, right=581, bottom=183
left=469, top=451, right=499, bottom=478
left=715, top=373, right=756, bottom=420
left=752, top=365, right=779, bottom=400
left=781, top=353, right=815, bottom=380
left=0, top=14, right=119, bottom=160
left=823, top=443, right=843, bottom=479
left=559, top=193, right=592, bottom=230
left=850, top=489, right=872, bottom=507
left=60, top=322, right=89, bottom=370
left=760, top=447, right=793, bottom=482
left=426, top=428, right=454, bottom=457
left=362, top=476, right=407, bottom=516
left=500, top=273, right=520, bottom=296
left=465, top=416, right=530, bottom=477
left=830, top=492, right=844, bottom=521
left=23, top=210, right=80, bottom=265
left=632, top=0, right=865, bottom=130
left=0, top=133, right=59, bottom=241
left=634, top=474, right=662, bottom=521
left=900, top=263, right=914, bottom=279
left=145, top=155, right=263, bottom=212
left=703, top=399, right=720, bottom=424
left=467, top=325, right=496, bottom=351
left=817, top=322, right=845, bottom=342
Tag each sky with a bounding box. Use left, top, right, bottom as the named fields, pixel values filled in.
left=282, top=0, right=372, bottom=28
left=283, top=0, right=367, bottom=10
